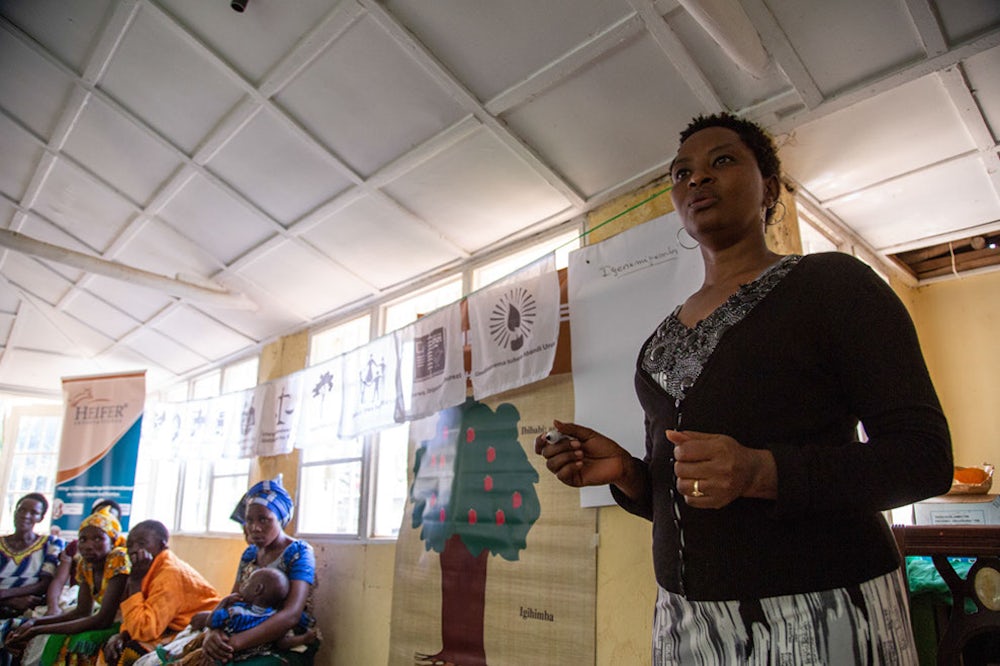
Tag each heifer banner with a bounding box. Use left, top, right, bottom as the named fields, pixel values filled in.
left=468, top=253, right=560, bottom=399
left=53, top=371, right=146, bottom=532
left=388, top=374, right=596, bottom=666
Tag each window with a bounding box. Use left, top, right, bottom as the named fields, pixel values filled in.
left=473, top=229, right=579, bottom=289
left=383, top=278, right=462, bottom=334
left=0, top=405, right=62, bottom=532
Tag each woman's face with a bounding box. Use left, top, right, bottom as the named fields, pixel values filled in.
left=669, top=126, right=777, bottom=248
left=244, top=503, right=282, bottom=549
left=13, top=498, right=45, bottom=534
left=77, top=525, right=112, bottom=562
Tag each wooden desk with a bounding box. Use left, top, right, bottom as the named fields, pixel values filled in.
left=892, top=525, right=1000, bottom=666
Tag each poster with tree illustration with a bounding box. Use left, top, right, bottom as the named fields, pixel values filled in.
left=388, top=375, right=596, bottom=666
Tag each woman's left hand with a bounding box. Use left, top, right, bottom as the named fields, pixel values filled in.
left=668, top=430, right=777, bottom=508
left=201, top=628, right=235, bottom=662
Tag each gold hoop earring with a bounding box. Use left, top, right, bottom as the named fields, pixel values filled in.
left=677, top=226, right=699, bottom=250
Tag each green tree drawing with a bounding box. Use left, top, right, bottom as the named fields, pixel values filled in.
left=409, top=398, right=541, bottom=666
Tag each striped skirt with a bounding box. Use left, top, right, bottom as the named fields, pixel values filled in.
left=652, top=568, right=917, bottom=665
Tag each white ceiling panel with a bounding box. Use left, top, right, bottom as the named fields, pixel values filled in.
left=964, top=45, right=1000, bottom=138
left=0, top=348, right=105, bottom=393
left=8, top=304, right=112, bottom=357
left=0, top=113, right=45, bottom=201
left=98, top=6, right=247, bottom=154
left=829, top=154, right=1000, bottom=251
left=62, top=96, right=184, bottom=206
left=0, top=23, right=77, bottom=139
left=235, top=241, right=375, bottom=320
left=81, top=274, right=173, bottom=323
left=123, top=327, right=208, bottom=375
left=0, top=253, right=73, bottom=306
left=384, top=0, right=634, bottom=102
left=302, top=196, right=464, bottom=290
left=0, top=0, right=114, bottom=72
left=152, top=306, right=254, bottom=361
left=766, top=0, right=923, bottom=95
left=503, top=31, right=700, bottom=197
left=275, top=14, right=467, bottom=177
left=29, top=160, right=136, bottom=252
left=110, top=218, right=223, bottom=285
left=61, top=289, right=139, bottom=341
left=206, top=108, right=353, bottom=226
left=383, top=128, right=572, bottom=251
left=155, top=173, right=277, bottom=264
left=0, top=0, right=998, bottom=396
left=779, top=75, right=979, bottom=202
left=157, top=0, right=335, bottom=84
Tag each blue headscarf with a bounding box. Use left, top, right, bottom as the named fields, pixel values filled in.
left=230, top=475, right=295, bottom=527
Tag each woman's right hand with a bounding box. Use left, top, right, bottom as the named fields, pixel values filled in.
left=202, top=628, right=235, bottom=662
left=534, top=420, right=631, bottom=488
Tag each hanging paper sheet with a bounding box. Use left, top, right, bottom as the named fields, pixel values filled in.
left=468, top=253, right=559, bottom=399
left=397, top=301, right=467, bottom=421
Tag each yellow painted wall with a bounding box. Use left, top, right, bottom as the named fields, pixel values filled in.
left=169, top=178, right=995, bottom=666
left=905, top=270, right=1000, bottom=467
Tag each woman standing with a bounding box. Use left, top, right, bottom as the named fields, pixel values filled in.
left=535, top=113, right=953, bottom=663
left=4, top=506, right=130, bottom=665
left=199, top=477, right=319, bottom=665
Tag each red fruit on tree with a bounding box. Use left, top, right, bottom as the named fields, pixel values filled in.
left=486, top=446, right=496, bottom=463
left=512, top=491, right=522, bottom=508
left=439, top=508, right=446, bottom=522
left=466, top=427, right=475, bottom=443
left=468, top=508, right=477, bottom=524
left=495, top=509, right=506, bottom=525
left=483, top=475, right=493, bottom=491
left=430, top=494, right=437, bottom=508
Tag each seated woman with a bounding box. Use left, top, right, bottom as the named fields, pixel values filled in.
left=0, top=493, right=64, bottom=618
left=41, top=499, right=123, bottom=616
left=3, top=506, right=130, bottom=665
left=0, top=493, right=64, bottom=666
left=199, top=477, right=319, bottom=665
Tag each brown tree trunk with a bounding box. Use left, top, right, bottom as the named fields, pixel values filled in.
left=432, top=534, right=489, bottom=666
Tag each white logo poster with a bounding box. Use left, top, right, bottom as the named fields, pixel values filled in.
left=340, top=333, right=402, bottom=438
left=468, top=254, right=560, bottom=399
left=568, top=213, right=702, bottom=506
left=397, top=301, right=466, bottom=421
left=257, top=374, right=304, bottom=457
left=299, top=355, right=344, bottom=446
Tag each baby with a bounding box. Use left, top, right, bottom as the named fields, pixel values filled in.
left=175, top=568, right=309, bottom=665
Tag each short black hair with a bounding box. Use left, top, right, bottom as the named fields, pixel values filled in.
left=17, top=492, right=49, bottom=517
left=679, top=112, right=781, bottom=181
left=130, top=519, right=169, bottom=544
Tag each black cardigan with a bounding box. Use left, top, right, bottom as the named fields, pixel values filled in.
left=611, top=252, right=953, bottom=600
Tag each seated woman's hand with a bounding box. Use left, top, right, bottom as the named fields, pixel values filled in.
left=4, top=594, right=43, bottom=611
left=188, top=610, right=211, bottom=631
left=4, top=618, right=35, bottom=646
left=103, top=633, right=125, bottom=664
left=534, top=420, right=631, bottom=488
left=201, top=628, right=234, bottom=662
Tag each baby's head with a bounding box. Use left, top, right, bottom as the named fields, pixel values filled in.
left=240, top=567, right=290, bottom=608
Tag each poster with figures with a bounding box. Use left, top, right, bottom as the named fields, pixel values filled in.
left=339, top=332, right=402, bottom=438
left=388, top=375, right=595, bottom=666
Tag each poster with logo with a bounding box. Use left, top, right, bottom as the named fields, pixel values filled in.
left=52, top=371, right=146, bottom=532
left=468, top=253, right=560, bottom=399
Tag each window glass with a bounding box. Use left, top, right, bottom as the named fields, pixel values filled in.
left=298, top=459, right=362, bottom=534
left=190, top=370, right=221, bottom=399
left=0, top=408, right=61, bottom=532
left=473, top=230, right=578, bottom=289
left=311, top=315, right=370, bottom=364
left=372, top=424, right=410, bottom=538
left=223, top=357, right=259, bottom=393
left=383, top=278, right=462, bottom=334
